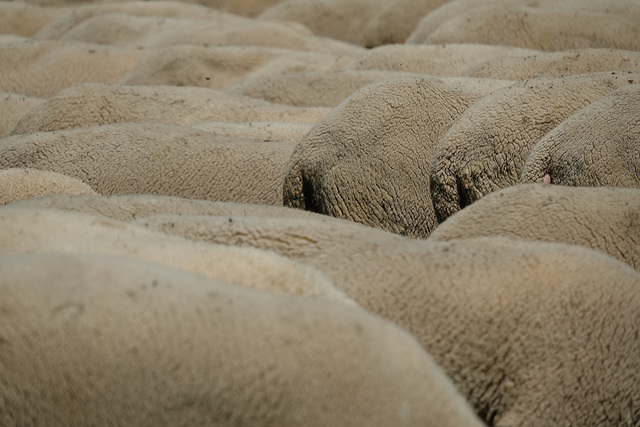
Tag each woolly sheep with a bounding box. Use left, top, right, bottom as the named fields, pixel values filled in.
left=9, top=83, right=329, bottom=135
left=429, top=71, right=640, bottom=224
left=0, top=252, right=487, bottom=427
left=130, top=214, right=640, bottom=427
left=225, top=69, right=428, bottom=108
left=1, top=122, right=296, bottom=205
left=0, top=2, right=65, bottom=37
left=5, top=193, right=322, bottom=221
left=282, top=75, right=515, bottom=237
left=0, top=40, right=150, bottom=98
left=0, top=207, right=354, bottom=305
left=57, top=12, right=363, bottom=56
left=119, top=45, right=350, bottom=90
left=465, top=48, right=640, bottom=80
left=0, top=92, right=43, bottom=137
left=32, top=0, right=253, bottom=40
left=192, top=121, right=313, bottom=143
left=413, top=5, right=640, bottom=51
left=0, top=168, right=96, bottom=205
left=429, top=184, right=640, bottom=270
left=521, top=83, right=640, bottom=188
left=340, top=43, right=537, bottom=76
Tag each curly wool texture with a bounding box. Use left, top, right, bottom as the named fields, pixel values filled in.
left=119, top=45, right=349, bottom=90
left=6, top=194, right=323, bottom=222
left=340, top=43, right=537, bottom=76
left=429, top=71, right=640, bottom=223
left=521, top=83, right=640, bottom=188
left=192, top=121, right=313, bottom=143
left=429, top=184, right=640, bottom=270
left=0, top=168, right=96, bottom=205
left=1, top=123, right=295, bottom=205
left=413, top=5, right=640, bottom=51
left=465, top=48, right=640, bottom=80
left=130, top=213, right=640, bottom=427
left=0, top=207, right=354, bottom=305
left=0, top=252, right=487, bottom=427
left=9, top=83, right=329, bottom=136
left=0, top=40, right=150, bottom=98
left=0, top=92, right=43, bottom=138
left=282, top=75, right=513, bottom=238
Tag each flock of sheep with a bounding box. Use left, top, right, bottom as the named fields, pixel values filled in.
left=1, top=0, right=640, bottom=426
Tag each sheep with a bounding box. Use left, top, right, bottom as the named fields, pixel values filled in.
left=0, top=92, right=43, bottom=137
left=521, top=83, right=640, bottom=189
left=428, top=184, right=640, bottom=270
left=464, top=48, right=640, bottom=80
left=0, top=206, right=355, bottom=305
left=429, top=71, right=640, bottom=224
left=128, top=213, right=640, bottom=427
left=340, top=43, right=538, bottom=76
left=192, top=121, right=313, bottom=143
left=0, top=252, right=487, bottom=427
left=1, top=122, right=296, bottom=205
left=56, top=12, right=364, bottom=56
left=4, top=193, right=324, bottom=222
left=119, top=45, right=350, bottom=90
left=411, top=5, right=640, bottom=51
left=225, top=69, right=428, bottom=108
left=0, top=168, right=97, bottom=205
left=0, top=40, right=150, bottom=98
left=9, top=83, right=329, bottom=135
left=0, top=2, right=66, bottom=37
left=283, top=75, right=518, bottom=238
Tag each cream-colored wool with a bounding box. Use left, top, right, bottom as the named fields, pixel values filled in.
left=0, top=207, right=354, bottom=305
left=0, top=168, right=96, bottom=205
left=258, top=0, right=388, bottom=46
left=283, top=75, right=514, bottom=238
left=119, top=45, right=350, bottom=90
left=465, top=48, right=640, bottom=80
left=192, top=121, right=313, bottom=143
left=0, top=40, right=150, bottom=98
left=407, top=0, right=640, bottom=45
left=0, top=92, right=43, bottom=137
left=0, top=2, right=66, bottom=37
left=211, top=0, right=289, bottom=17
left=415, top=5, right=640, bottom=51
left=5, top=194, right=322, bottom=221
left=10, top=83, right=329, bottom=135
left=225, top=69, right=428, bottom=108
left=129, top=214, right=640, bottom=427
left=0, top=252, right=487, bottom=427
left=521, top=83, right=640, bottom=189
left=340, top=43, right=537, bottom=76
left=56, top=12, right=364, bottom=56
left=429, top=71, right=640, bottom=224
left=429, top=184, right=640, bottom=270
left=32, top=0, right=253, bottom=40
left=1, top=123, right=295, bottom=205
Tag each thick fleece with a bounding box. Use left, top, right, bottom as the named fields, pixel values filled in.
left=0, top=40, right=150, bottom=98
left=413, top=5, right=640, bottom=51
left=0, top=168, right=96, bottom=205
left=0, top=207, right=353, bottom=305
left=133, top=214, right=640, bottom=427
left=0, top=92, right=43, bottom=138
left=282, top=75, right=518, bottom=237
left=465, top=48, right=640, bottom=80
left=119, top=45, right=349, bottom=90
left=429, top=71, right=640, bottom=223
left=340, top=43, right=537, bottom=76
left=10, top=83, right=329, bottom=135
left=1, top=123, right=296, bottom=205
left=429, top=184, right=640, bottom=270
left=521, top=83, right=640, bottom=188
left=0, top=2, right=65, bottom=37
left=5, top=194, right=321, bottom=222
left=57, top=12, right=363, bottom=56
left=225, top=69, right=426, bottom=108
left=0, top=252, right=487, bottom=427
left=192, top=121, right=313, bottom=143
